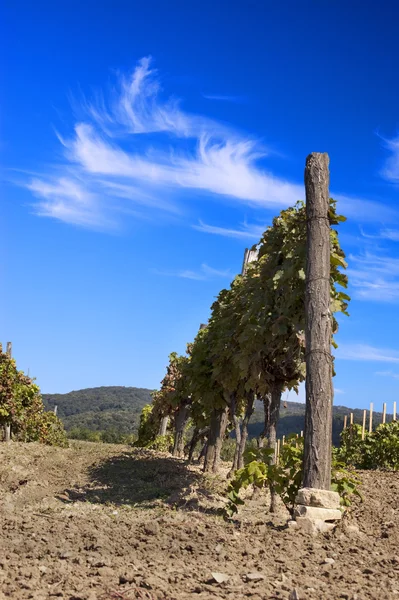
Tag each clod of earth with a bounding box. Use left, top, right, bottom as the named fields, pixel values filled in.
left=211, top=572, right=230, bottom=583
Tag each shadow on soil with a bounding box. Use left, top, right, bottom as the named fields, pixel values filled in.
left=57, top=449, right=210, bottom=508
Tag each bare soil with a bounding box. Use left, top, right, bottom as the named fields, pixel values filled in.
left=0, top=442, right=398, bottom=600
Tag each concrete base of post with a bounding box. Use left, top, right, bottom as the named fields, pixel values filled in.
left=287, top=488, right=342, bottom=535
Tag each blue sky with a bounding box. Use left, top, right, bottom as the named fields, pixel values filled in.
left=2, top=0, right=399, bottom=412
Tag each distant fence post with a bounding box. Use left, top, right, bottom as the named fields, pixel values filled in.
left=393, top=401, right=397, bottom=421
left=53, top=405, right=58, bottom=417
left=369, top=402, right=373, bottom=433
left=362, top=409, right=366, bottom=440
left=382, top=403, right=386, bottom=424
left=343, top=415, right=347, bottom=430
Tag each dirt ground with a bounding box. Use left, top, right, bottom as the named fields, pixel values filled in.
left=0, top=442, right=398, bottom=600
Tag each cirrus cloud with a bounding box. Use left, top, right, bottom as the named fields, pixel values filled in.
left=19, top=57, right=305, bottom=229
left=16, top=56, right=398, bottom=233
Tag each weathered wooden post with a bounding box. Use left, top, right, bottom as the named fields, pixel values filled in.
left=158, top=416, right=169, bottom=436
left=292, top=154, right=342, bottom=534
left=241, top=248, right=259, bottom=276
left=302, top=153, right=333, bottom=490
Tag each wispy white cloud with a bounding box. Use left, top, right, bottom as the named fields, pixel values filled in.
left=84, top=56, right=219, bottom=138
left=334, top=388, right=345, bottom=395
left=17, top=57, right=398, bottom=231
left=381, top=135, right=399, bottom=183
left=152, top=263, right=231, bottom=281
left=375, top=370, right=399, bottom=380
left=360, top=226, right=399, bottom=242
left=348, top=251, right=399, bottom=302
left=351, top=278, right=399, bottom=302
left=380, top=229, right=399, bottom=241
left=334, top=194, right=399, bottom=224
left=19, top=57, right=307, bottom=229
left=337, top=343, right=399, bottom=363
left=193, top=219, right=265, bottom=240
left=27, top=177, right=110, bottom=229
left=202, top=93, right=246, bottom=103
left=61, top=122, right=302, bottom=206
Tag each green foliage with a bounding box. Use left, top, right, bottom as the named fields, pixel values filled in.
left=0, top=347, right=68, bottom=447
left=226, top=435, right=362, bottom=518
left=147, top=434, right=174, bottom=453
left=68, top=427, right=137, bottom=445
left=365, top=421, right=399, bottom=470
left=150, top=352, right=192, bottom=445
left=337, top=421, right=399, bottom=470
left=24, top=410, right=69, bottom=447
left=188, top=326, right=228, bottom=429
left=336, top=424, right=365, bottom=466
left=330, top=461, right=363, bottom=507
left=68, top=427, right=103, bottom=443
left=135, top=404, right=158, bottom=447
left=134, top=404, right=173, bottom=451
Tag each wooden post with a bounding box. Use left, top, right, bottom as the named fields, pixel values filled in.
left=282, top=435, right=285, bottom=446
left=53, top=405, right=58, bottom=417
left=343, top=415, right=347, bottom=430
left=382, top=403, right=386, bottom=424
left=241, top=248, right=259, bottom=276
left=350, top=413, right=353, bottom=426
left=302, top=153, right=333, bottom=490
left=361, top=409, right=366, bottom=440
left=6, top=342, right=12, bottom=357
left=276, top=439, right=280, bottom=463
left=369, top=402, right=373, bottom=433
left=393, top=401, right=397, bottom=421
left=300, top=430, right=303, bottom=437
left=158, top=415, right=168, bottom=436
left=4, top=424, right=11, bottom=442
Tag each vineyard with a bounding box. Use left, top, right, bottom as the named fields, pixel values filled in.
left=134, top=157, right=350, bottom=500
left=1, top=154, right=398, bottom=599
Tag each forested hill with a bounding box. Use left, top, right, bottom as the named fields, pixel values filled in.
left=43, top=386, right=386, bottom=446
left=42, top=386, right=153, bottom=436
